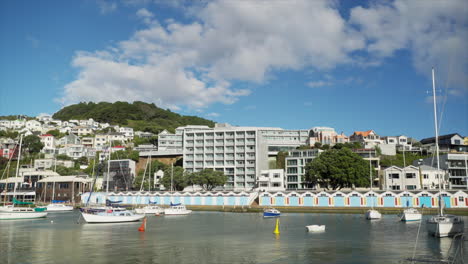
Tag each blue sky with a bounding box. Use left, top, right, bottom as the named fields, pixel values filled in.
left=1, top=0, right=467, bottom=140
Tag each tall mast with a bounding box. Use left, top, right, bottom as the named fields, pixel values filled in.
left=12, top=134, right=23, bottom=205
left=432, top=68, right=443, bottom=216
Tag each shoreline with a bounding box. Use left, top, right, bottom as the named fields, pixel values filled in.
left=185, top=205, right=468, bottom=216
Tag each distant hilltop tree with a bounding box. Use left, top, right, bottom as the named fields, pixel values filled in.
left=52, top=101, right=215, bottom=134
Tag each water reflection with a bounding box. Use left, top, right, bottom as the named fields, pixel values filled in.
left=1, top=211, right=466, bottom=264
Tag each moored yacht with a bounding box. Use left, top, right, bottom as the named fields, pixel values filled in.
left=135, top=205, right=164, bottom=215
left=426, top=68, right=464, bottom=238
left=399, top=208, right=422, bottom=222
left=164, top=203, right=192, bottom=215
left=80, top=207, right=145, bottom=223
left=365, top=209, right=382, bottom=220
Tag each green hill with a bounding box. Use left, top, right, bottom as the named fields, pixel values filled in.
left=52, top=101, right=215, bottom=134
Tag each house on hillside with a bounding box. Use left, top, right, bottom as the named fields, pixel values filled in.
left=307, top=127, right=349, bottom=146
left=58, top=133, right=81, bottom=146
left=349, top=130, right=384, bottom=148
left=420, top=133, right=467, bottom=153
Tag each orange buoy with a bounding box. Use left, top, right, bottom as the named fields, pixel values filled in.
left=138, top=217, right=147, bottom=232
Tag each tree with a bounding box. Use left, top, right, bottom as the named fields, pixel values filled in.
left=22, top=135, right=44, bottom=155
left=56, top=154, right=72, bottom=160
left=189, top=169, right=227, bottom=191
left=160, top=166, right=187, bottom=191
left=276, top=151, right=288, bottom=169
left=46, top=129, right=64, bottom=138
left=305, top=148, right=369, bottom=190
left=55, top=165, right=79, bottom=176
left=111, top=149, right=139, bottom=162
left=314, top=142, right=322, bottom=149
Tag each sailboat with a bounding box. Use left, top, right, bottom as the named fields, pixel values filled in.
left=134, top=156, right=164, bottom=215
left=80, top=145, right=144, bottom=223
left=365, top=150, right=381, bottom=220
left=0, top=135, right=48, bottom=220
left=399, top=149, right=422, bottom=222
left=399, top=204, right=422, bottom=222
left=426, top=68, right=464, bottom=237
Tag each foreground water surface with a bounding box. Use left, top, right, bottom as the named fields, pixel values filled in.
left=0, top=211, right=466, bottom=264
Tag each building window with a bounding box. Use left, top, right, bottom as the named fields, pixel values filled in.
left=273, top=183, right=280, bottom=187
left=273, top=173, right=280, bottom=178
left=391, top=185, right=400, bottom=190
left=405, top=173, right=416, bottom=179
left=423, top=174, right=429, bottom=179
left=389, top=173, right=399, bottom=179
left=406, top=185, right=416, bottom=190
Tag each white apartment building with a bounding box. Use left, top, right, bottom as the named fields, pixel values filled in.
left=182, top=124, right=310, bottom=191
left=72, top=126, right=94, bottom=136
left=119, top=127, right=134, bottom=139
left=383, top=165, right=444, bottom=191
left=94, top=134, right=108, bottom=148
left=82, top=137, right=95, bottom=147
left=25, top=120, right=42, bottom=131
left=39, top=134, right=55, bottom=151
left=419, top=165, right=446, bottom=190
left=34, top=159, right=75, bottom=169
left=58, top=144, right=87, bottom=159
left=158, top=125, right=211, bottom=151
left=258, top=169, right=285, bottom=191
left=285, top=149, right=322, bottom=189
left=418, top=153, right=468, bottom=190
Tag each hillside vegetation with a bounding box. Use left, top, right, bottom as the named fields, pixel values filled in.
left=53, top=101, right=215, bottom=133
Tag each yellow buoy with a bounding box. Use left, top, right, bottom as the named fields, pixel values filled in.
left=273, top=218, right=280, bottom=234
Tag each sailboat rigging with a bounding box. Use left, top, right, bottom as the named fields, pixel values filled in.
left=426, top=68, right=464, bottom=237
left=365, top=149, right=381, bottom=220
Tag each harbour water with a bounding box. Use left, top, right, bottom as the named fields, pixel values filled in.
left=1, top=211, right=466, bottom=264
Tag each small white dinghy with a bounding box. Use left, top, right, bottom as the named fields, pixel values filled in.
left=306, top=225, right=326, bottom=232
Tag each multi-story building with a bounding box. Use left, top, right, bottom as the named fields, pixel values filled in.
left=72, top=126, right=94, bottom=136
left=158, top=125, right=211, bottom=151
left=420, top=133, right=467, bottom=153
left=382, top=135, right=412, bottom=151
left=383, top=165, right=444, bottom=191
left=81, top=137, right=95, bottom=148
left=183, top=127, right=265, bottom=190
left=39, top=134, right=55, bottom=149
left=25, top=120, right=42, bottom=131
left=34, top=159, right=75, bottom=170
left=103, top=159, right=136, bottom=191
left=285, top=149, right=321, bottom=189
left=258, top=169, right=285, bottom=191
left=182, top=124, right=310, bottom=190
left=349, top=130, right=384, bottom=148
left=119, top=127, right=134, bottom=140
left=417, top=153, right=468, bottom=190
left=307, top=127, right=349, bottom=146
left=58, top=134, right=81, bottom=146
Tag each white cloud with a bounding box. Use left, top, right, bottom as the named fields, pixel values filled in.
left=97, top=0, right=117, bottom=14
left=350, top=0, right=468, bottom=93
left=62, top=0, right=467, bottom=110
left=307, top=81, right=333, bottom=88
left=206, top=112, right=220, bottom=117
left=136, top=8, right=154, bottom=24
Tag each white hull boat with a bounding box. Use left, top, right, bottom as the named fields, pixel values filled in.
left=135, top=205, right=164, bottom=215
left=0, top=207, right=48, bottom=220
left=365, top=209, right=382, bottom=220
left=44, top=204, right=74, bottom=212
left=81, top=210, right=145, bottom=223
left=164, top=205, right=192, bottom=215
left=399, top=208, right=422, bottom=222
left=427, top=215, right=464, bottom=238
left=306, top=225, right=326, bottom=232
